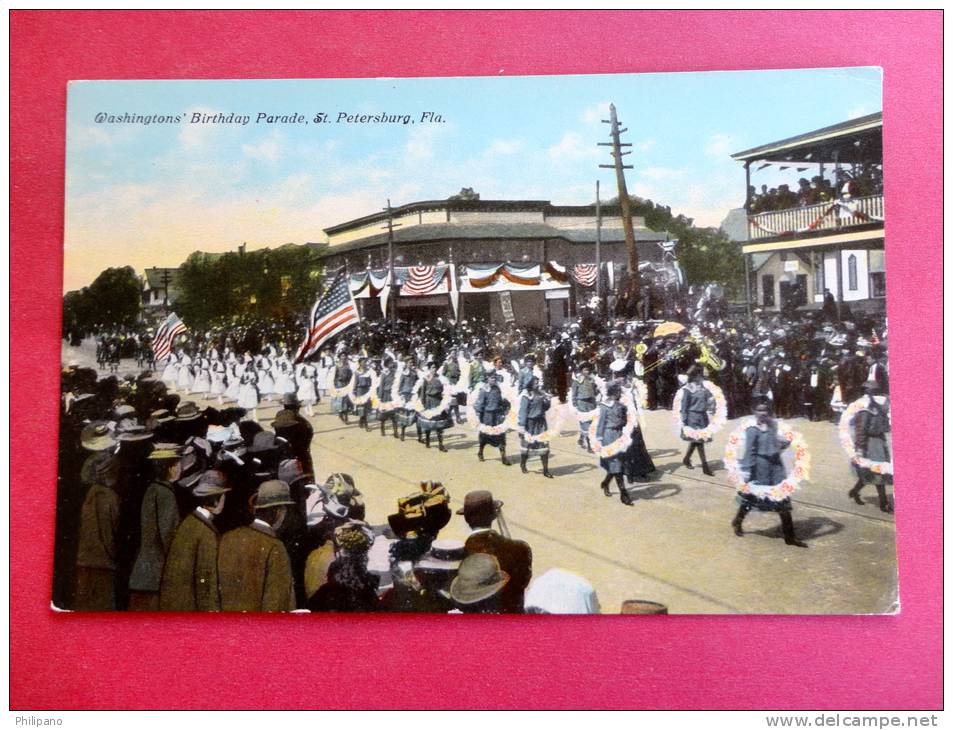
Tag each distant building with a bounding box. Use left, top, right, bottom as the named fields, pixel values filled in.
left=731, top=113, right=884, bottom=314
left=142, top=267, right=182, bottom=313
left=318, top=194, right=669, bottom=325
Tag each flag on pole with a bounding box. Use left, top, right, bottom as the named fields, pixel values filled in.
left=152, top=312, right=187, bottom=361
left=294, top=270, right=361, bottom=363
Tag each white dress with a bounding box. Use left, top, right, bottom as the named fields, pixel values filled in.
left=257, top=358, right=275, bottom=396
left=237, top=371, right=260, bottom=410
left=210, top=361, right=227, bottom=395
left=296, top=363, right=318, bottom=404
left=176, top=354, right=194, bottom=392
left=225, top=365, right=241, bottom=401
left=275, top=365, right=297, bottom=396
left=192, top=358, right=211, bottom=394
left=316, top=355, right=333, bottom=393
left=161, top=353, right=179, bottom=385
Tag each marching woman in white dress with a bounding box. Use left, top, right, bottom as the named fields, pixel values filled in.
left=257, top=355, right=275, bottom=400
left=161, top=351, right=179, bottom=388
left=237, top=368, right=260, bottom=421
left=176, top=350, right=194, bottom=392
left=210, top=357, right=227, bottom=403
left=192, top=355, right=211, bottom=395
left=296, top=361, right=319, bottom=415
left=316, top=350, right=333, bottom=399
left=274, top=359, right=297, bottom=399
left=224, top=362, right=241, bottom=402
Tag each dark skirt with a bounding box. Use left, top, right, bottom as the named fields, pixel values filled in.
left=520, top=433, right=550, bottom=457
left=331, top=396, right=351, bottom=414
left=479, top=432, right=506, bottom=448
left=418, top=411, right=451, bottom=432
left=624, top=426, right=656, bottom=479
left=599, top=426, right=625, bottom=474
left=396, top=406, right=417, bottom=427
left=737, top=493, right=793, bottom=513
left=855, top=435, right=892, bottom=485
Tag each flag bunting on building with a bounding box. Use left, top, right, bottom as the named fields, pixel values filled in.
left=572, top=264, right=599, bottom=287
left=399, top=265, right=448, bottom=296
left=152, top=312, right=187, bottom=361
left=294, top=270, right=360, bottom=363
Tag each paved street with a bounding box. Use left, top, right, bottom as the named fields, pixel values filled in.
left=63, top=340, right=899, bottom=614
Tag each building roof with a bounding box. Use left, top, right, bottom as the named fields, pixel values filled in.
left=323, top=199, right=622, bottom=235
left=317, top=223, right=668, bottom=257
left=731, top=112, right=882, bottom=163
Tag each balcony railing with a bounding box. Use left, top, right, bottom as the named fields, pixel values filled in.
left=747, top=193, right=883, bottom=241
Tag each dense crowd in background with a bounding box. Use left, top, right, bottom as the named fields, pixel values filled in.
left=747, top=165, right=884, bottom=215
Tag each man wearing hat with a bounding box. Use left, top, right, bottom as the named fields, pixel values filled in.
left=173, top=400, right=206, bottom=443
left=127, top=443, right=184, bottom=611
left=273, top=392, right=314, bottom=475
left=449, top=553, right=510, bottom=614
left=159, top=470, right=230, bottom=611
left=74, top=451, right=121, bottom=610
left=218, top=480, right=296, bottom=612
left=459, top=490, right=532, bottom=613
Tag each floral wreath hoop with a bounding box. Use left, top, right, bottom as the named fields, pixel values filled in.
left=326, top=366, right=355, bottom=399
left=515, top=391, right=563, bottom=443
left=465, top=384, right=518, bottom=436
left=631, top=378, right=649, bottom=410
left=671, top=380, right=728, bottom=441
left=724, top=418, right=811, bottom=502
left=838, top=397, right=893, bottom=476
left=449, top=357, right=471, bottom=395
left=587, top=392, right=639, bottom=458
left=370, top=369, right=402, bottom=411
left=409, top=376, right=454, bottom=419
left=348, top=371, right=377, bottom=406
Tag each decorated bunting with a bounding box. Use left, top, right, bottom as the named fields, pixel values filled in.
left=573, top=264, right=599, bottom=287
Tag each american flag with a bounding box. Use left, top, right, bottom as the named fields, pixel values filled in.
left=401, top=265, right=447, bottom=296
left=294, top=271, right=360, bottom=362
left=573, top=264, right=599, bottom=287
left=152, top=312, right=187, bottom=361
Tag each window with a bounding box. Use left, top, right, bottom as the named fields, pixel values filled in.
left=762, top=275, right=775, bottom=307
left=869, top=250, right=886, bottom=298
left=847, top=254, right=858, bottom=291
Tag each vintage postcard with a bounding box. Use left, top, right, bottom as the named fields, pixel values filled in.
left=56, top=69, right=896, bottom=614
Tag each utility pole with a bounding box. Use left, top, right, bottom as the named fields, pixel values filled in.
left=382, top=199, right=402, bottom=323
left=158, top=267, right=172, bottom=314
left=599, top=103, right=639, bottom=313
left=595, top=180, right=602, bottom=305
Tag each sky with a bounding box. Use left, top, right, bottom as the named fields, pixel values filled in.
left=64, top=67, right=882, bottom=292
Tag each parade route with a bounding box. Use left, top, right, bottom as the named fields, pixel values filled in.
left=63, top=341, right=899, bottom=615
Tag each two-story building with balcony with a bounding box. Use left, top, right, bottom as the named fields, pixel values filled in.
left=731, top=113, right=884, bottom=315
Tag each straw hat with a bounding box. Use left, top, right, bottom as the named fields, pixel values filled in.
left=80, top=422, right=116, bottom=452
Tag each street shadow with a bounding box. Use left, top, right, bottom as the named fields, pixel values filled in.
left=628, top=482, right=682, bottom=501
left=649, top=448, right=681, bottom=459
left=548, top=462, right=597, bottom=477
left=751, top=515, right=845, bottom=542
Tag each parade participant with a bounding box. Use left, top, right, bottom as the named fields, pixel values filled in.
left=396, top=355, right=420, bottom=442
left=257, top=352, right=275, bottom=401
left=210, top=357, right=227, bottom=404
left=316, top=349, right=334, bottom=399
left=848, top=381, right=893, bottom=513
left=571, top=363, right=599, bottom=452
left=127, top=443, right=184, bottom=611
left=192, top=354, right=211, bottom=395
left=274, top=359, right=298, bottom=400
left=218, top=480, right=296, bottom=612
left=176, top=349, right=194, bottom=392
left=376, top=357, right=400, bottom=439
left=467, top=348, right=486, bottom=389
left=440, top=346, right=464, bottom=425
left=731, top=403, right=807, bottom=548
left=159, top=470, right=231, bottom=611
left=74, top=451, right=121, bottom=610
left=161, top=350, right=179, bottom=388
left=473, top=370, right=511, bottom=465
left=679, top=367, right=716, bottom=476
left=595, top=383, right=633, bottom=505
left=331, top=353, right=354, bottom=424
left=490, top=355, right=513, bottom=387
left=449, top=553, right=510, bottom=614
left=416, top=361, right=451, bottom=451
left=516, top=354, right=537, bottom=393
left=458, top=490, right=531, bottom=614
left=237, top=366, right=260, bottom=422
left=295, top=359, right=319, bottom=415
left=517, top=376, right=553, bottom=478
left=352, top=357, right=374, bottom=431
left=624, top=382, right=656, bottom=484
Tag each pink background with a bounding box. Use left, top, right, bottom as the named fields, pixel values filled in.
left=11, top=11, right=942, bottom=710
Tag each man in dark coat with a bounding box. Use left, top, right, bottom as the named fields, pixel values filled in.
left=272, top=393, right=314, bottom=475
left=218, top=480, right=296, bottom=612
left=74, top=452, right=121, bottom=611
left=459, top=490, right=532, bottom=614
left=159, top=470, right=230, bottom=611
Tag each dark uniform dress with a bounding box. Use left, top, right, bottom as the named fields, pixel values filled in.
left=396, top=370, right=419, bottom=429
left=624, top=394, right=656, bottom=480
left=596, top=401, right=627, bottom=475
left=417, top=376, right=451, bottom=432
left=442, top=359, right=466, bottom=412
left=331, top=364, right=353, bottom=415
left=474, top=383, right=509, bottom=448
left=376, top=369, right=399, bottom=433
left=352, top=369, right=373, bottom=425
left=518, top=393, right=551, bottom=458
left=571, top=376, right=598, bottom=432
left=679, top=384, right=714, bottom=443
left=854, top=400, right=892, bottom=486
left=738, top=423, right=792, bottom=512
